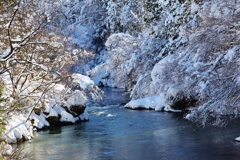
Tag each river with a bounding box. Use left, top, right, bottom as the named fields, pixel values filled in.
left=21, top=87, right=240, bottom=160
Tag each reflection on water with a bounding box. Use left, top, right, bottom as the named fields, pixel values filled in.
left=21, top=88, right=240, bottom=160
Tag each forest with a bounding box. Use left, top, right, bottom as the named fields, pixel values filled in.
left=0, top=0, right=239, bottom=158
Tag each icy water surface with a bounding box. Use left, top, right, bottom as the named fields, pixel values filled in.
left=21, top=87, right=240, bottom=160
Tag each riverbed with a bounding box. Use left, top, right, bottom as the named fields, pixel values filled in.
left=21, top=87, right=240, bottom=160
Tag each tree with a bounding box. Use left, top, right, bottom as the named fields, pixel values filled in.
left=0, top=0, right=103, bottom=143
left=148, top=0, right=240, bottom=126
left=0, top=0, right=76, bottom=116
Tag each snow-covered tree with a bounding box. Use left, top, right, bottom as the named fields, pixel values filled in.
left=90, top=0, right=240, bottom=127
left=0, top=0, right=73, bottom=115
left=41, top=0, right=108, bottom=51
left=103, top=0, right=145, bottom=35
left=0, top=1, right=103, bottom=148
left=139, top=0, right=240, bottom=126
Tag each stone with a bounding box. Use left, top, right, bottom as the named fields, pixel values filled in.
left=66, top=105, right=86, bottom=117
left=46, top=115, right=61, bottom=127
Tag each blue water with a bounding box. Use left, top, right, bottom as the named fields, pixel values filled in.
left=21, top=88, right=240, bottom=160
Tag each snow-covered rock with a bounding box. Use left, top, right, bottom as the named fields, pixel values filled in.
left=125, top=94, right=181, bottom=112
left=1, top=72, right=99, bottom=146
left=72, top=73, right=94, bottom=90
left=31, top=112, right=50, bottom=129
left=3, top=114, right=33, bottom=144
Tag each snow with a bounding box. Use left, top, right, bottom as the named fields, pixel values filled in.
left=48, top=105, right=58, bottom=117
left=62, top=25, right=95, bottom=49
left=65, top=90, right=88, bottom=107
left=4, top=114, right=33, bottom=144
left=89, top=0, right=240, bottom=128
left=224, top=46, right=237, bottom=62
left=190, top=2, right=199, bottom=14
left=0, top=47, right=11, bottom=58
left=59, top=110, right=75, bottom=123
left=53, top=84, right=65, bottom=92
left=106, top=114, right=114, bottom=117
left=235, top=136, right=240, bottom=142
left=210, top=4, right=221, bottom=18
left=125, top=94, right=181, bottom=112
left=72, top=73, right=94, bottom=90
left=31, top=112, right=50, bottom=129
left=87, top=62, right=116, bottom=87
left=2, top=73, right=94, bottom=144
left=2, top=0, right=240, bottom=151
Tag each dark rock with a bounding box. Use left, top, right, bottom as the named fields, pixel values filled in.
left=70, top=105, right=86, bottom=116
left=63, top=105, right=86, bottom=117
left=46, top=115, right=61, bottom=127
left=171, top=96, right=197, bottom=111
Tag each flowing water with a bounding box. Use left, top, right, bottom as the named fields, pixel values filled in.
left=21, top=87, right=240, bottom=160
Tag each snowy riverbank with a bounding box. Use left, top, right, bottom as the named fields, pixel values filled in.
left=0, top=73, right=101, bottom=157
left=125, top=94, right=181, bottom=113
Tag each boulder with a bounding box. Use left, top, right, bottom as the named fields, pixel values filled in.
left=63, top=105, right=86, bottom=117
left=46, top=115, right=61, bottom=127
left=70, top=105, right=86, bottom=116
